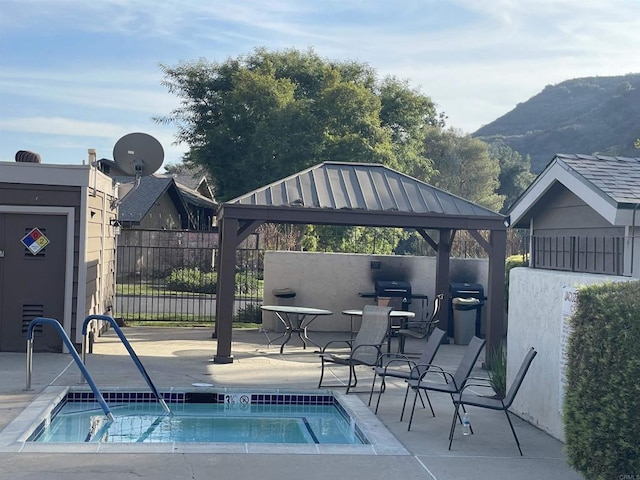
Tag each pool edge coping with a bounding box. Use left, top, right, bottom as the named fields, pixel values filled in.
left=0, top=386, right=409, bottom=456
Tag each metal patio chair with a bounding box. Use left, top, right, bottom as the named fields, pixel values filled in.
left=405, top=335, right=486, bottom=430
left=397, top=293, right=444, bottom=354
left=448, top=347, right=537, bottom=455
left=318, top=305, right=391, bottom=394
left=368, top=327, right=447, bottom=414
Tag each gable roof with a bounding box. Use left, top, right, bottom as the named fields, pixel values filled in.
left=115, top=176, right=188, bottom=223
left=231, top=161, right=500, bottom=219
left=508, top=154, right=640, bottom=228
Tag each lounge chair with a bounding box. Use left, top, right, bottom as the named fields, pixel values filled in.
left=368, top=327, right=447, bottom=414
left=405, top=335, right=486, bottom=430
left=318, top=305, right=391, bottom=394
left=448, top=347, right=537, bottom=455
left=397, top=293, right=444, bottom=354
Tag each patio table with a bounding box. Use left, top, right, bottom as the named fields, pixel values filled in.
left=341, top=309, right=415, bottom=352
left=261, top=305, right=332, bottom=354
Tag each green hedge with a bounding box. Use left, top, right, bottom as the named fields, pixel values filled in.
left=165, top=268, right=217, bottom=294
left=564, top=281, right=640, bottom=479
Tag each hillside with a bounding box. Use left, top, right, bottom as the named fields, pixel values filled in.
left=474, top=74, right=640, bottom=173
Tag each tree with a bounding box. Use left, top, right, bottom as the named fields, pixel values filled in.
left=489, top=140, right=536, bottom=213
left=423, top=127, right=504, bottom=212
left=156, top=47, right=443, bottom=201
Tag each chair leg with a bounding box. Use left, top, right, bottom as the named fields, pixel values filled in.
left=407, top=387, right=420, bottom=431
left=318, top=358, right=325, bottom=388
left=422, top=390, right=435, bottom=417
left=368, top=371, right=377, bottom=406
left=346, top=364, right=358, bottom=394
left=504, top=410, right=523, bottom=456
left=448, top=402, right=461, bottom=450
left=400, top=383, right=410, bottom=421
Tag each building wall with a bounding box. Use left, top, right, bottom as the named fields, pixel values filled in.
left=81, top=188, right=118, bottom=342
left=0, top=162, right=117, bottom=349
left=139, top=194, right=182, bottom=230
left=507, top=267, right=632, bottom=441
left=262, top=251, right=488, bottom=332
left=532, top=185, right=624, bottom=237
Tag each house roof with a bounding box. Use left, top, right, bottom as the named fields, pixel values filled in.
left=508, top=154, right=640, bottom=228
left=230, top=161, right=500, bottom=219
left=115, top=176, right=187, bottom=223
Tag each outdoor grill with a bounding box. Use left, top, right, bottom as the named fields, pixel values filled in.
left=374, top=280, right=412, bottom=311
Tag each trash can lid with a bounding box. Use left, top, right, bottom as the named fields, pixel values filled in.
left=452, top=297, right=480, bottom=305
left=272, top=288, right=296, bottom=298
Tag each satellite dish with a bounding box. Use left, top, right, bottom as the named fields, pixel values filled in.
left=112, top=132, right=164, bottom=177
left=110, top=133, right=164, bottom=209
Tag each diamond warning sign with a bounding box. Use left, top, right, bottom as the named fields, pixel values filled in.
left=21, top=228, right=50, bottom=255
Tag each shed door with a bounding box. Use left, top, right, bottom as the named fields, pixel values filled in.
left=0, top=214, right=67, bottom=352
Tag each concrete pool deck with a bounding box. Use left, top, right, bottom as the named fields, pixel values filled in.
left=0, top=326, right=584, bottom=480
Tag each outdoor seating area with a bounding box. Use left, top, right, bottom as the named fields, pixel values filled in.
left=0, top=326, right=581, bottom=480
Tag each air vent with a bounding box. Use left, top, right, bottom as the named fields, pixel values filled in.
left=22, top=304, right=44, bottom=334
left=15, top=150, right=41, bottom=163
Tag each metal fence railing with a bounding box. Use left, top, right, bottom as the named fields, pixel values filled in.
left=114, top=226, right=527, bottom=325
left=115, top=229, right=262, bottom=325
left=531, top=235, right=624, bottom=275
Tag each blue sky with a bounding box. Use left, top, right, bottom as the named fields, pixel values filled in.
left=1, top=0, right=639, bottom=168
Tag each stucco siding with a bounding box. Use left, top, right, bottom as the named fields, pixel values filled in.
left=507, top=267, right=631, bottom=441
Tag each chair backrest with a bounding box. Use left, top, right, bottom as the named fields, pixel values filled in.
left=452, top=336, right=486, bottom=387
left=352, top=305, right=392, bottom=364
left=431, top=294, right=444, bottom=320
left=503, top=347, right=537, bottom=407
left=415, top=327, right=446, bottom=374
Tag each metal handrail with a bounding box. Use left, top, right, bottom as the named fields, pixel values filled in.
left=26, top=317, right=114, bottom=422
left=81, top=315, right=171, bottom=414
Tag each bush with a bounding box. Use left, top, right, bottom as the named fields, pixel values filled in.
left=234, top=303, right=263, bottom=324
left=165, top=268, right=217, bottom=294
left=564, top=281, right=640, bottom=479
left=505, top=254, right=528, bottom=312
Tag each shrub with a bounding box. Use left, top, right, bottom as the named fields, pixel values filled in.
left=505, top=254, right=528, bottom=312
left=487, top=342, right=507, bottom=399
left=234, top=303, right=263, bottom=324
left=165, top=268, right=217, bottom=294
left=564, top=281, right=640, bottom=479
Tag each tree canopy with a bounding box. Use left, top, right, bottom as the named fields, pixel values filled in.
left=156, top=47, right=443, bottom=201
left=424, top=127, right=505, bottom=212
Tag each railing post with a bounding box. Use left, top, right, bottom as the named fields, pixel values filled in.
left=25, top=338, right=33, bottom=391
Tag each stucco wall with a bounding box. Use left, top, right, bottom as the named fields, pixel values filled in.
left=507, top=267, right=632, bottom=441
left=263, top=251, right=488, bottom=332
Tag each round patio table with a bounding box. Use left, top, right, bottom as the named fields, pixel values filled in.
left=261, top=305, right=332, bottom=354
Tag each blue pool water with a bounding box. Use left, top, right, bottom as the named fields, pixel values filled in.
left=30, top=391, right=367, bottom=445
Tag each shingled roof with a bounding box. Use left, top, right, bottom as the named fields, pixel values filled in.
left=509, top=153, right=640, bottom=228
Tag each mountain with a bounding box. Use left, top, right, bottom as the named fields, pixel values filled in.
left=473, top=74, right=640, bottom=173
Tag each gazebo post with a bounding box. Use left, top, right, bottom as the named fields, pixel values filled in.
left=213, top=216, right=238, bottom=364
left=485, top=229, right=507, bottom=363
left=435, top=229, right=452, bottom=338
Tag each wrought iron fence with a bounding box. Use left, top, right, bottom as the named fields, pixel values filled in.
left=115, top=229, right=262, bottom=324
left=115, top=226, right=526, bottom=325
left=531, top=235, right=624, bottom=275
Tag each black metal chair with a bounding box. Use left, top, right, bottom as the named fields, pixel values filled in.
left=368, top=327, right=447, bottom=414
left=405, top=335, right=486, bottom=430
left=397, top=293, right=444, bottom=354
left=318, top=305, right=391, bottom=394
left=448, top=347, right=537, bottom=455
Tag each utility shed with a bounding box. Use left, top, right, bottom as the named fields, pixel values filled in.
left=0, top=160, right=119, bottom=352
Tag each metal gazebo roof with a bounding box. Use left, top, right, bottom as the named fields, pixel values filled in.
left=213, top=162, right=508, bottom=363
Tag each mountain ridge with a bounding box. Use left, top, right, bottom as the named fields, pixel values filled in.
left=473, top=73, right=640, bottom=173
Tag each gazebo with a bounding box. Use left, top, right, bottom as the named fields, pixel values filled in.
left=212, top=162, right=508, bottom=363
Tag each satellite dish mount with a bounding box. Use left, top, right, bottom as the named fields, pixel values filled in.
left=110, top=132, right=164, bottom=209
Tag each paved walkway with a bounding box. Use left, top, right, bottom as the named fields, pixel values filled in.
left=0, top=327, right=584, bottom=480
